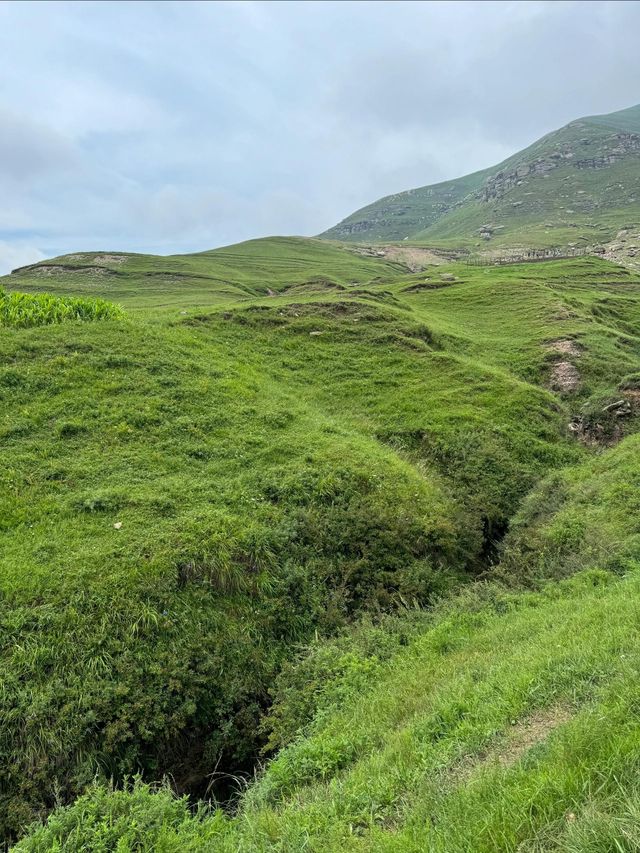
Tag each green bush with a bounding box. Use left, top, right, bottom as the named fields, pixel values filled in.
left=13, top=780, right=220, bottom=852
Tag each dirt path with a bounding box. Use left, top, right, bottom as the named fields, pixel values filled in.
left=546, top=339, right=582, bottom=392
left=450, top=703, right=573, bottom=786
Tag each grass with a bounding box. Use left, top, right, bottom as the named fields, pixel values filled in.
left=17, top=431, right=640, bottom=851
left=2, top=242, right=640, bottom=847
left=6, top=236, right=403, bottom=309
left=0, top=287, right=122, bottom=328
left=17, top=565, right=640, bottom=851
left=500, top=433, right=640, bottom=584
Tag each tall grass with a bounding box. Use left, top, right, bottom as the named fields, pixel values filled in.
left=0, top=287, right=123, bottom=328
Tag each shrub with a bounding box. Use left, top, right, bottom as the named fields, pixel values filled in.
left=13, top=779, right=219, bottom=852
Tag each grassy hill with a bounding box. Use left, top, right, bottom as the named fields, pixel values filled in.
left=320, top=103, right=640, bottom=253
left=3, top=240, right=640, bottom=848
left=7, top=237, right=403, bottom=308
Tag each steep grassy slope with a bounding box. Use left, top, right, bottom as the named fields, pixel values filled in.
left=3, top=247, right=640, bottom=846
left=318, top=169, right=492, bottom=243
left=17, top=437, right=640, bottom=851
left=320, top=103, right=640, bottom=251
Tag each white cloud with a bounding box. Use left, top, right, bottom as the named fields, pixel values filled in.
left=0, top=243, right=47, bottom=276
left=0, top=0, right=638, bottom=262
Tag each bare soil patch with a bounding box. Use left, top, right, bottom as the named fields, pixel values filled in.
left=31, top=265, right=115, bottom=278
left=550, top=361, right=580, bottom=392
left=93, top=254, right=127, bottom=265
left=546, top=339, right=582, bottom=357
left=381, top=246, right=449, bottom=271
left=349, top=245, right=454, bottom=271
left=494, top=705, right=573, bottom=769
left=451, top=703, right=573, bottom=786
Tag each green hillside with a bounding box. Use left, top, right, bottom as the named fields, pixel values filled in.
left=8, top=237, right=402, bottom=308
left=4, top=241, right=640, bottom=849
left=14, top=394, right=640, bottom=852
left=320, top=104, right=640, bottom=253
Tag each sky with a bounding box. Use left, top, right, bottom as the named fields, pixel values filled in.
left=1, top=0, right=640, bottom=273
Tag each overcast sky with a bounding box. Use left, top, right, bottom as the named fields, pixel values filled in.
left=1, top=0, right=639, bottom=273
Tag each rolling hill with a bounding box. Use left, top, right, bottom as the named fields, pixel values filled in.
left=3, top=237, right=640, bottom=849
left=320, top=103, right=640, bottom=257
left=6, top=236, right=403, bottom=308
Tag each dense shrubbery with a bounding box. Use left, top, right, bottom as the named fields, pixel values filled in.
left=17, top=569, right=640, bottom=852
left=13, top=780, right=218, bottom=852
left=0, top=445, right=462, bottom=837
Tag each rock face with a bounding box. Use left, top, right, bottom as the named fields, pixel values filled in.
left=479, top=158, right=559, bottom=201
left=478, top=133, right=640, bottom=202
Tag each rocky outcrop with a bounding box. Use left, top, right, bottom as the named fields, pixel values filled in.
left=12, top=264, right=117, bottom=278
left=478, top=132, right=640, bottom=202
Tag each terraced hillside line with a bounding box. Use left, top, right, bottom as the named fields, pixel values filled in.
left=5, top=236, right=398, bottom=308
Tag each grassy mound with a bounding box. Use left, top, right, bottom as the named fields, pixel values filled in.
left=7, top=237, right=401, bottom=308
left=0, top=311, right=469, bottom=836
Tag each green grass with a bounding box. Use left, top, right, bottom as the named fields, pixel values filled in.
left=499, top=432, right=640, bottom=584
left=3, top=242, right=640, bottom=847
left=17, top=566, right=640, bottom=851
left=0, top=287, right=122, bottom=328
left=17, top=430, right=640, bottom=851
left=320, top=103, right=640, bottom=251
left=6, top=236, right=402, bottom=309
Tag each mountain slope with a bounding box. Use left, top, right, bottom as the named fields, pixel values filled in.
left=320, top=103, right=640, bottom=252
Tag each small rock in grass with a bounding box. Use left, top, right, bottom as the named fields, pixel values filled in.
left=113, top=521, right=123, bottom=530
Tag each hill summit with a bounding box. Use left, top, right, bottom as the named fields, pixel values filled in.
left=320, top=103, right=640, bottom=259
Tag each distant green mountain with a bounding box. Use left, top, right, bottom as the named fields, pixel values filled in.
left=320, top=103, right=640, bottom=252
